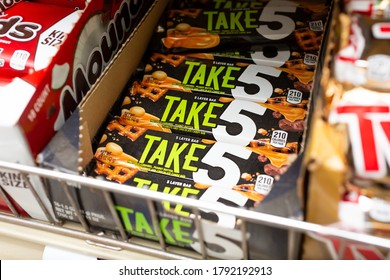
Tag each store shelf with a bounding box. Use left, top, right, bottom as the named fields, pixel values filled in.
left=0, top=220, right=166, bottom=260
left=0, top=228, right=45, bottom=260
left=1, top=160, right=390, bottom=260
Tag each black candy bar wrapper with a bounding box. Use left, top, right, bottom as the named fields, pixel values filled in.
left=81, top=161, right=286, bottom=259
left=138, top=51, right=315, bottom=103
left=79, top=126, right=297, bottom=259
left=154, top=0, right=331, bottom=53
left=50, top=139, right=299, bottom=259
left=119, top=86, right=305, bottom=149
left=42, top=101, right=301, bottom=261
left=93, top=127, right=296, bottom=187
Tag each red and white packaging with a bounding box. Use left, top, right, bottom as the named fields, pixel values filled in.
left=0, top=0, right=152, bottom=221
left=0, top=190, right=29, bottom=217
left=0, top=2, right=81, bottom=81
left=334, top=15, right=390, bottom=91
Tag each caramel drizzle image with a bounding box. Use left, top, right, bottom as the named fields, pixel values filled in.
left=278, top=59, right=315, bottom=84
left=246, top=140, right=298, bottom=168
left=107, top=120, right=148, bottom=141
left=162, top=23, right=220, bottom=50
left=259, top=97, right=308, bottom=123
left=118, top=107, right=171, bottom=133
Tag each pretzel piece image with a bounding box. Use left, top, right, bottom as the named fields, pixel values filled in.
left=293, top=28, right=322, bottom=51
left=130, top=81, right=168, bottom=102
left=95, top=161, right=138, bottom=184
left=94, top=142, right=140, bottom=184
left=150, top=53, right=186, bottom=67
left=107, top=119, right=147, bottom=141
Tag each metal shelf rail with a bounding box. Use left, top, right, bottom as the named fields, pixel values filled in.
left=1, top=159, right=390, bottom=260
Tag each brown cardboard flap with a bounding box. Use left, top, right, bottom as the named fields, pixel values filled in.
left=78, top=0, right=169, bottom=169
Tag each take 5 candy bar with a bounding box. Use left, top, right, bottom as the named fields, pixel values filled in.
left=328, top=87, right=390, bottom=188
left=92, top=125, right=297, bottom=193
left=155, top=0, right=331, bottom=53
left=138, top=51, right=314, bottom=103
left=83, top=156, right=272, bottom=259
left=83, top=112, right=297, bottom=258
left=84, top=153, right=295, bottom=260
left=119, top=84, right=305, bottom=148
left=84, top=164, right=251, bottom=259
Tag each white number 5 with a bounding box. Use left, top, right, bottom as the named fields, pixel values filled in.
left=257, top=0, right=298, bottom=40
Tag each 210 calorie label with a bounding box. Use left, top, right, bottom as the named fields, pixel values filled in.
left=270, top=130, right=288, bottom=148
left=255, top=175, right=274, bottom=196
left=286, top=89, right=303, bottom=104
left=304, top=53, right=318, bottom=66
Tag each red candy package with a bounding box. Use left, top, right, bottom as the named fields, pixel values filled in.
left=0, top=2, right=81, bottom=80
left=334, top=14, right=390, bottom=91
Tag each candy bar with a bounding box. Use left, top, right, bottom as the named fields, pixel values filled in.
left=94, top=124, right=296, bottom=189
left=334, top=14, right=390, bottom=91
left=328, top=87, right=390, bottom=186
left=121, top=84, right=305, bottom=148
left=78, top=108, right=299, bottom=258
left=82, top=160, right=276, bottom=258
left=155, top=0, right=331, bottom=53
left=140, top=51, right=315, bottom=103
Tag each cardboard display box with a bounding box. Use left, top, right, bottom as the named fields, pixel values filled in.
left=38, top=0, right=333, bottom=260
left=0, top=0, right=155, bottom=221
